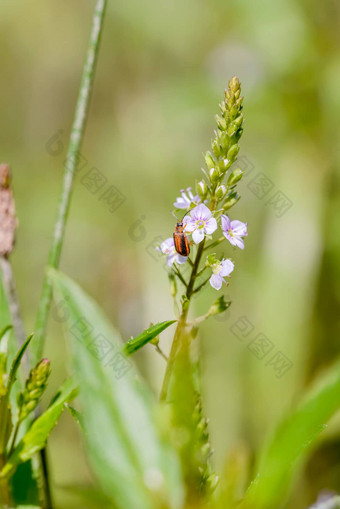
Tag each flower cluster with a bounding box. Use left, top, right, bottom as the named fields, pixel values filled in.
left=158, top=76, right=248, bottom=292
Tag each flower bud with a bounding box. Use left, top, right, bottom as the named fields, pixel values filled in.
left=209, top=167, right=220, bottom=184
left=207, top=253, right=218, bottom=266
left=226, top=144, right=239, bottom=162
left=215, top=115, right=226, bottom=131
left=196, top=180, right=208, bottom=200
left=227, top=168, right=243, bottom=187
left=223, top=191, right=240, bottom=211
left=215, top=184, right=227, bottom=200
left=209, top=296, right=231, bottom=316
left=0, top=164, right=10, bottom=189
left=0, top=163, right=17, bottom=257
left=204, top=151, right=216, bottom=170
left=18, top=359, right=51, bottom=421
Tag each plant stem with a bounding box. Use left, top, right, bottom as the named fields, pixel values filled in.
left=0, top=454, right=11, bottom=507
left=32, top=0, right=108, bottom=366
left=160, top=240, right=205, bottom=401
left=0, top=256, right=29, bottom=374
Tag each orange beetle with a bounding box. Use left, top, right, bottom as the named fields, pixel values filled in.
left=173, top=214, right=190, bottom=256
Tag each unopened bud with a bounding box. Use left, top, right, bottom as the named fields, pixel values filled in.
left=223, top=191, right=240, bottom=211
left=0, top=164, right=10, bottom=189
left=204, top=151, right=216, bottom=170
left=209, top=296, right=231, bottom=316
left=227, top=168, right=243, bottom=187
left=209, top=167, right=220, bottom=184
left=216, top=184, right=227, bottom=200
left=227, top=144, right=239, bottom=162
left=18, top=359, right=51, bottom=421
left=215, top=115, right=226, bottom=131
left=196, top=180, right=208, bottom=200
left=0, top=164, right=17, bottom=257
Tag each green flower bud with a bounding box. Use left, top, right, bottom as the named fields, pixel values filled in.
left=215, top=184, right=227, bottom=200
left=227, top=168, right=243, bottom=187
left=204, top=151, right=216, bottom=170
left=196, top=180, right=208, bottom=200
left=206, top=473, right=219, bottom=492
left=223, top=191, right=241, bottom=211
left=207, top=253, right=218, bottom=266
left=227, top=144, right=239, bottom=162
left=209, top=167, right=220, bottom=184
left=215, top=115, right=226, bottom=131
left=229, top=76, right=240, bottom=94
left=209, top=296, right=231, bottom=316
left=18, top=358, right=51, bottom=421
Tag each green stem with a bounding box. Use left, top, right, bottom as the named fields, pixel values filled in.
left=32, top=0, right=107, bottom=366
left=203, top=236, right=225, bottom=251
left=173, top=264, right=188, bottom=288
left=0, top=454, right=11, bottom=507
left=160, top=240, right=205, bottom=401
left=8, top=419, right=21, bottom=457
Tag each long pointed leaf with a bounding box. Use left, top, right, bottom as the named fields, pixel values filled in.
left=49, top=268, right=184, bottom=509
left=244, top=359, right=340, bottom=508
left=7, top=335, right=33, bottom=395
left=123, top=321, right=176, bottom=356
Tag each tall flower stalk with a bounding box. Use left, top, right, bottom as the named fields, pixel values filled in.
left=160, top=76, right=247, bottom=401
left=32, top=0, right=108, bottom=366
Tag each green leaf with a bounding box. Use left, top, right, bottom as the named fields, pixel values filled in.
left=49, top=268, right=184, bottom=509
left=7, top=334, right=33, bottom=396
left=243, top=359, right=340, bottom=509
left=0, top=274, right=11, bottom=331
left=0, top=377, right=77, bottom=478
left=65, top=404, right=85, bottom=434
left=0, top=325, right=12, bottom=346
left=123, top=321, right=176, bottom=356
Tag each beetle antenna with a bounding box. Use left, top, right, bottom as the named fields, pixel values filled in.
left=171, top=210, right=179, bottom=221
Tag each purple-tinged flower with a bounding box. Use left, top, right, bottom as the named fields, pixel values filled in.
left=173, top=187, right=200, bottom=210
left=209, top=259, right=234, bottom=290
left=158, top=237, right=188, bottom=267
left=221, top=214, right=248, bottom=250
left=183, top=203, right=217, bottom=244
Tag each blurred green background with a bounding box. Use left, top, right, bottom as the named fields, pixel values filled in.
left=1, top=0, right=340, bottom=507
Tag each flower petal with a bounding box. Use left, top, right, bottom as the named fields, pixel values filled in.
left=183, top=218, right=196, bottom=232
left=233, top=236, right=245, bottom=250
left=176, top=254, right=188, bottom=264
left=231, top=220, right=248, bottom=236
left=221, top=214, right=231, bottom=232
left=191, top=203, right=211, bottom=221
left=223, top=233, right=237, bottom=247
left=166, top=253, right=177, bottom=266
left=204, top=217, right=217, bottom=234
left=173, top=199, right=189, bottom=209
left=161, top=237, right=175, bottom=254
left=210, top=274, right=223, bottom=290
left=220, top=259, right=234, bottom=276
left=192, top=228, right=205, bottom=244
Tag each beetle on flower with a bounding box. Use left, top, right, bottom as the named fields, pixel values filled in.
left=158, top=237, right=188, bottom=267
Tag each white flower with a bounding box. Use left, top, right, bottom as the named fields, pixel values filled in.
left=173, top=187, right=200, bottom=210
left=209, top=259, right=234, bottom=290
left=158, top=237, right=188, bottom=267
left=183, top=203, right=217, bottom=244
left=221, top=214, right=248, bottom=250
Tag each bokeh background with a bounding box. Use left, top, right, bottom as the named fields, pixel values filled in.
left=1, top=0, right=340, bottom=507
